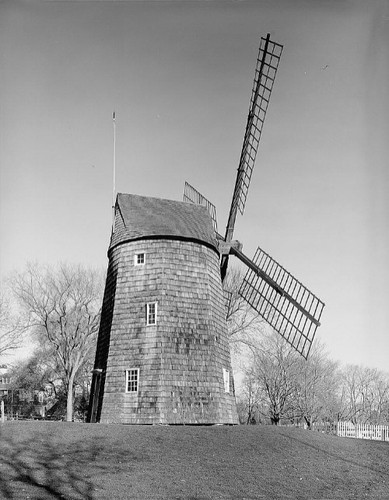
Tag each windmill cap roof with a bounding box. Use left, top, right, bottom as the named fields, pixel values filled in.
left=109, top=193, right=219, bottom=252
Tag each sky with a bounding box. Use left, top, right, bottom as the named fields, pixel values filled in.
left=1, top=0, right=388, bottom=372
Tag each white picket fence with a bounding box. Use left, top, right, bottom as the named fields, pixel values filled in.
left=337, top=421, right=389, bottom=442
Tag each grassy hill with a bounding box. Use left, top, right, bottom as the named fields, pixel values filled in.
left=1, top=421, right=388, bottom=499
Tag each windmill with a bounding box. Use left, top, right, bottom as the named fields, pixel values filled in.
left=88, top=34, right=324, bottom=425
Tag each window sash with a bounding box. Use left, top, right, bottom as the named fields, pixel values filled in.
left=134, top=253, right=145, bottom=266
left=126, top=369, right=139, bottom=393
left=223, top=368, right=230, bottom=393
left=146, top=302, right=157, bottom=325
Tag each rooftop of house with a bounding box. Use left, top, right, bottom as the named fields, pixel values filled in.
left=109, top=193, right=219, bottom=252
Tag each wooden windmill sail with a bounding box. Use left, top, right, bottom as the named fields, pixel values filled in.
left=184, top=34, right=325, bottom=360
left=88, top=34, right=324, bottom=425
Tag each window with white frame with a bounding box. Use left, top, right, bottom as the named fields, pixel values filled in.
left=146, top=302, right=157, bottom=325
left=134, top=253, right=145, bottom=266
left=223, top=368, right=230, bottom=393
left=125, top=368, right=139, bottom=393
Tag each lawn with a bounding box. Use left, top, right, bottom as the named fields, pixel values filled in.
left=0, top=421, right=388, bottom=499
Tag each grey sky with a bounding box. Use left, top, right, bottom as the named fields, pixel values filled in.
left=1, top=0, right=388, bottom=371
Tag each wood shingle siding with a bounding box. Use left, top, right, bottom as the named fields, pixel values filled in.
left=88, top=195, right=238, bottom=424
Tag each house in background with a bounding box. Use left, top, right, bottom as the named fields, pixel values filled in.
left=0, top=364, right=56, bottom=419
left=0, top=365, right=11, bottom=397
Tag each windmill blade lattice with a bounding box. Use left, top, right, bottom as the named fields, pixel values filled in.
left=238, top=246, right=325, bottom=359
left=230, top=36, right=283, bottom=223
left=183, top=181, right=218, bottom=233
left=222, top=35, right=283, bottom=281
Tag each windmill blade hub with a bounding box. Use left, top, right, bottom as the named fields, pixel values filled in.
left=219, top=240, right=243, bottom=257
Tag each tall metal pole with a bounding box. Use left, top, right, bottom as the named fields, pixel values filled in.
left=112, top=111, right=116, bottom=226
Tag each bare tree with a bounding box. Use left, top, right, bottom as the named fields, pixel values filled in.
left=293, top=341, right=339, bottom=428
left=339, top=364, right=389, bottom=425
left=249, top=329, right=299, bottom=425
left=223, top=266, right=266, bottom=354
left=373, top=371, right=389, bottom=424
left=237, top=368, right=262, bottom=424
left=12, top=263, right=103, bottom=421
left=0, top=289, right=22, bottom=358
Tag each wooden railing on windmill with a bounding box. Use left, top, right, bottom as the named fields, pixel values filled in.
left=183, top=34, right=325, bottom=360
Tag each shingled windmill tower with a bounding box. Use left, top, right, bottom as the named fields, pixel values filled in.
left=88, top=34, right=324, bottom=425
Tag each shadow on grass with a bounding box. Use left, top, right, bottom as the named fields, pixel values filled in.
left=0, top=424, right=142, bottom=500
left=278, top=429, right=389, bottom=477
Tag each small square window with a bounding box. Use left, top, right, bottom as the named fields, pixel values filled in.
left=223, top=368, right=230, bottom=393
left=134, top=253, right=145, bottom=266
left=126, top=368, right=139, bottom=393
left=146, top=302, right=157, bottom=325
